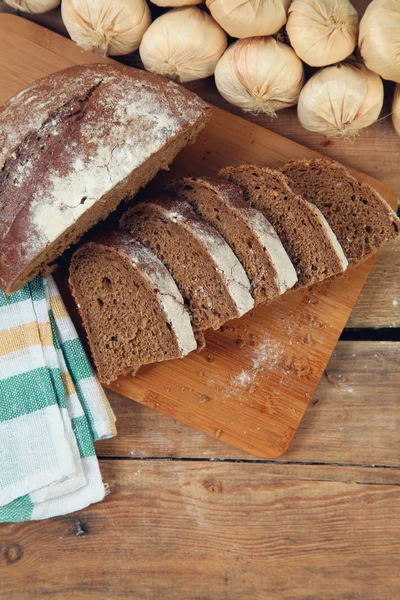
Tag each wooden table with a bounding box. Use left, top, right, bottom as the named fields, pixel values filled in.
left=1, top=3, right=399, bottom=598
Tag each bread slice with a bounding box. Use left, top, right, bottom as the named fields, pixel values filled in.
left=0, top=63, right=211, bottom=293
left=219, top=165, right=348, bottom=288
left=69, top=231, right=197, bottom=384
left=120, top=195, right=254, bottom=335
left=168, top=176, right=297, bottom=304
left=281, top=158, right=400, bottom=266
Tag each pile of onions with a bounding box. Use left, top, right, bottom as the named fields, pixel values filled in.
left=14, top=0, right=400, bottom=140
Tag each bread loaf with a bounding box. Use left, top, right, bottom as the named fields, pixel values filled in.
left=0, top=63, right=211, bottom=293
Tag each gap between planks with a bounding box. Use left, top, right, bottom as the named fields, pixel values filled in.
left=97, top=455, right=400, bottom=469
left=96, top=456, right=400, bottom=487
left=341, top=328, right=400, bottom=341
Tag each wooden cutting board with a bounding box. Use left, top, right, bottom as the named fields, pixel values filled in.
left=0, top=14, right=397, bottom=459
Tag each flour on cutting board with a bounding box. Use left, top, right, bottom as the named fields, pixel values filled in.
left=222, top=338, right=287, bottom=398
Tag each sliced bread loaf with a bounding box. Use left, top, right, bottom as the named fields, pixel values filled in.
left=168, top=176, right=297, bottom=304
left=69, top=231, right=197, bottom=384
left=120, top=195, right=254, bottom=334
left=0, top=63, right=211, bottom=293
left=219, top=165, right=348, bottom=288
left=281, top=158, right=400, bottom=265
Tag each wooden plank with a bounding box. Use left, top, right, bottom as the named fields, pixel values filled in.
left=1, top=460, right=399, bottom=600
left=349, top=242, right=400, bottom=328
left=0, top=14, right=397, bottom=460
left=97, top=341, right=400, bottom=466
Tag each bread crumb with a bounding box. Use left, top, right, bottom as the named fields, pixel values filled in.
left=198, top=393, right=210, bottom=403
left=324, top=371, right=340, bottom=389
left=306, top=314, right=324, bottom=328
left=249, top=333, right=258, bottom=346
left=300, top=332, right=314, bottom=346
left=292, top=356, right=311, bottom=377
left=235, top=335, right=245, bottom=348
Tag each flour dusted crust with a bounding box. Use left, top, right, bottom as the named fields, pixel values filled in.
left=309, top=205, right=348, bottom=272
left=0, top=63, right=211, bottom=293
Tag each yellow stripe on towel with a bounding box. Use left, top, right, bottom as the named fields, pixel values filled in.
left=48, top=294, right=69, bottom=320
left=61, top=370, right=77, bottom=398
left=0, top=321, right=52, bottom=356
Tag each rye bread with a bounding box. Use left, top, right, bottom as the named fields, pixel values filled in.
left=69, top=230, right=197, bottom=384
left=120, top=195, right=254, bottom=335
left=0, top=63, right=211, bottom=294
left=168, top=176, right=297, bottom=304
left=281, top=157, right=400, bottom=265
left=219, top=165, right=348, bottom=288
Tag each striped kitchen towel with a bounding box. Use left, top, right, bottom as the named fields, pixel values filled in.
left=0, top=275, right=116, bottom=522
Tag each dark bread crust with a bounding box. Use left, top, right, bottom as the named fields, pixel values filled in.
left=0, top=63, right=211, bottom=293
left=281, top=158, right=400, bottom=266
left=168, top=176, right=285, bottom=304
